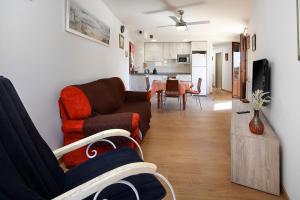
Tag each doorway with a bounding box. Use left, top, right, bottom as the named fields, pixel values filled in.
left=232, top=42, right=241, bottom=98
left=215, top=53, right=223, bottom=89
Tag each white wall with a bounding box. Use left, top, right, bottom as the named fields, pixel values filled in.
left=213, top=43, right=233, bottom=91
left=0, top=0, right=130, bottom=149
left=247, top=0, right=300, bottom=199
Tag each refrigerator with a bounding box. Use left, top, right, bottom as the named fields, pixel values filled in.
left=192, top=51, right=207, bottom=95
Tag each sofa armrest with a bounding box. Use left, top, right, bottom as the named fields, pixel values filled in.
left=125, top=91, right=151, bottom=103
left=83, top=113, right=139, bottom=137
left=62, top=120, right=85, bottom=134
left=53, top=129, right=130, bottom=159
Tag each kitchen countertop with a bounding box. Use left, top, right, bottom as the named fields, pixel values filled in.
left=130, top=73, right=191, bottom=76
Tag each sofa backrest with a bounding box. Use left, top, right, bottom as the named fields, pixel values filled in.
left=59, top=77, right=126, bottom=120
left=76, top=77, right=126, bottom=114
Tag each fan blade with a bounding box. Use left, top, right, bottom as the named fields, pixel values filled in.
left=186, top=20, right=210, bottom=25
left=161, top=0, right=177, bottom=13
left=144, top=9, right=170, bottom=14
left=144, top=1, right=206, bottom=15
left=157, top=25, right=176, bottom=28
left=169, top=16, right=180, bottom=23
left=179, top=1, right=206, bottom=9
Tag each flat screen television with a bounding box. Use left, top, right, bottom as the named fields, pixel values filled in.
left=252, top=59, right=271, bottom=94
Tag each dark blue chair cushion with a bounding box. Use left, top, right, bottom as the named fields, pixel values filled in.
left=0, top=141, right=45, bottom=200
left=65, top=148, right=166, bottom=200
left=0, top=76, right=64, bottom=199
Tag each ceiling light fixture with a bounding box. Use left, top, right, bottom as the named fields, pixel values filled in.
left=176, top=26, right=187, bottom=31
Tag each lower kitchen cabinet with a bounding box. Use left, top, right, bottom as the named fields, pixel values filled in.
left=129, top=75, right=147, bottom=91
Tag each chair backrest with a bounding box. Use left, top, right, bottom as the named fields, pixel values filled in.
left=145, top=76, right=150, bottom=91
left=0, top=76, right=65, bottom=199
left=197, top=78, right=202, bottom=92
left=165, top=80, right=179, bottom=96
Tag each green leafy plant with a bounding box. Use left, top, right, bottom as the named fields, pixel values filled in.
left=251, top=89, right=271, bottom=110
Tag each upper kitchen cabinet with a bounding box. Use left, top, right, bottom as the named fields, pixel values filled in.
left=163, top=43, right=177, bottom=60
left=177, top=42, right=191, bottom=55
left=163, top=42, right=191, bottom=60
left=145, top=42, right=191, bottom=61
left=144, top=42, right=163, bottom=62
left=191, top=41, right=207, bottom=51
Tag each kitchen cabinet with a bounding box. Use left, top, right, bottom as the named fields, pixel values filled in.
left=163, top=43, right=191, bottom=60
left=176, top=74, right=192, bottom=82
left=191, top=41, right=207, bottom=51
left=144, top=43, right=163, bottom=62
left=145, top=42, right=191, bottom=61
left=148, top=75, right=168, bottom=86
left=177, top=42, right=191, bottom=55
left=129, top=75, right=147, bottom=91
left=163, top=43, right=177, bottom=60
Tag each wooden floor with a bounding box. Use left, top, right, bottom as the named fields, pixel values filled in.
left=142, top=91, right=286, bottom=200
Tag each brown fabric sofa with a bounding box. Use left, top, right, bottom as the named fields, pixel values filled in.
left=59, top=77, right=151, bottom=167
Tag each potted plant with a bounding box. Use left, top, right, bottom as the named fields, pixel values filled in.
left=249, top=89, right=271, bottom=134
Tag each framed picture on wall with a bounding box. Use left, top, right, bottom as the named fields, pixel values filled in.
left=297, top=0, right=300, bottom=60
left=225, top=53, right=229, bottom=61
left=119, top=34, right=124, bottom=49
left=65, top=0, right=110, bottom=46
left=252, top=34, right=256, bottom=52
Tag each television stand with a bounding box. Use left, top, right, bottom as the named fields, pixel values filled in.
left=231, top=100, right=280, bottom=196
left=240, top=99, right=250, bottom=103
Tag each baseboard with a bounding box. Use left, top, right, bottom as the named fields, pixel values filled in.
left=282, top=186, right=290, bottom=200
left=221, top=89, right=232, bottom=93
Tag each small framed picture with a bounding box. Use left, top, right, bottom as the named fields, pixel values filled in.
left=252, top=34, right=256, bottom=52
left=119, top=34, right=124, bottom=49
left=225, top=53, right=229, bottom=61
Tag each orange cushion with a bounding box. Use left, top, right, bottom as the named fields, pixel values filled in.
left=60, top=86, right=92, bottom=120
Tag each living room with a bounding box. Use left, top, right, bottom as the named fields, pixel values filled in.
left=0, top=0, right=299, bottom=200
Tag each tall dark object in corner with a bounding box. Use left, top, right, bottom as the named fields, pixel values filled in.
left=240, top=34, right=248, bottom=100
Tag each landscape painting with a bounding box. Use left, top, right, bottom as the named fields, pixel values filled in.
left=66, top=0, right=110, bottom=46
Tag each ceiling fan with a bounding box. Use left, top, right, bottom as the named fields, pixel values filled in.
left=157, top=10, right=210, bottom=31
left=144, top=0, right=206, bottom=15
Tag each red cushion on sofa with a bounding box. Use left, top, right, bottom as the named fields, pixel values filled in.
left=60, top=86, right=92, bottom=120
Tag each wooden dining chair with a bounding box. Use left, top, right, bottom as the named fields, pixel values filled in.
left=164, top=79, right=181, bottom=109
left=145, top=76, right=151, bottom=91
left=186, top=78, right=202, bottom=109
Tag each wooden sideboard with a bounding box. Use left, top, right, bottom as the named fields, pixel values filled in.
left=231, top=100, right=280, bottom=196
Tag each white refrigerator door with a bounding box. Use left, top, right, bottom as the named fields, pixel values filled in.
left=192, top=67, right=207, bottom=95
left=192, top=54, right=207, bottom=67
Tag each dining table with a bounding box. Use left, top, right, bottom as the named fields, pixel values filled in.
left=151, top=80, right=193, bottom=110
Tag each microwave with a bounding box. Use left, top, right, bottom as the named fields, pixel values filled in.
left=177, top=54, right=191, bottom=64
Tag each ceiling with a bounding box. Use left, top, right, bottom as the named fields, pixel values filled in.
left=103, top=0, right=253, bottom=43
